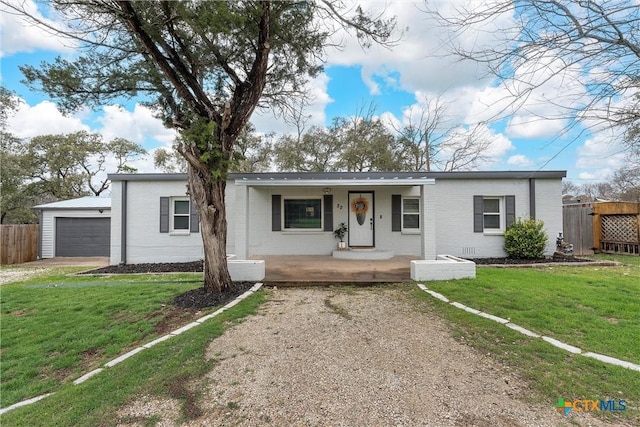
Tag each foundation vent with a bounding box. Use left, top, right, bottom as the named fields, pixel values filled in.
left=461, top=247, right=476, bottom=256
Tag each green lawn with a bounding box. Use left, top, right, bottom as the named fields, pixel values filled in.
left=2, top=256, right=639, bottom=424
left=411, top=254, right=640, bottom=424
left=423, top=254, right=640, bottom=363
left=0, top=267, right=211, bottom=409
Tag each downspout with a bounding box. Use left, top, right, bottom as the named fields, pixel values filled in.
left=121, top=180, right=127, bottom=264
left=529, top=178, right=536, bottom=219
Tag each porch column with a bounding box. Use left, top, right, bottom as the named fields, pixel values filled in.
left=420, top=183, right=437, bottom=260
left=234, top=183, right=249, bottom=260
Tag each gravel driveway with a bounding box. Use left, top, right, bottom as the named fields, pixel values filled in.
left=118, top=286, right=620, bottom=426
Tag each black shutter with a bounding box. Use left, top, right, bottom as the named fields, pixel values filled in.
left=506, top=195, right=516, bottom=229
left=160, top=197, right=170, bottom=233
left=391, top=194, right=401, bottom=232
left=272, top=195, right=281, bottom=231
left=323, top=194, right=333, bottom=232
left=473, top=195, right=483, bottom=233
left=190, top=199, right=200, bottom=233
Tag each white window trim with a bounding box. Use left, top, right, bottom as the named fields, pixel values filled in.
left=401, top=197, right=420, bottom=234
left=483, top=196, right=505, bottom=234
left=282, top=196, right=323, bottom=231
left=170, top=197, right=191, bottom=235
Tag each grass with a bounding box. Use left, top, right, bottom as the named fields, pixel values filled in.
left=424, top=255, right=640, bottom=362
left=1, top=291, right=265, bottom=426
left=0, top=267, right=215, bottom=409
left=410, top=254, right=640, bottom=424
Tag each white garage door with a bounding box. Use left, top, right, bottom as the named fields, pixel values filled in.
left=55, top=217, right=111, bottom=257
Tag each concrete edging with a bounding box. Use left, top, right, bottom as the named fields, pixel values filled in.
left=416, top=283, right=640, bottom=373
left=0, top=283, right=264, bottom=416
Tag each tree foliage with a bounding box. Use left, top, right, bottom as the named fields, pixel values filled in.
left=4, top=1, right=397, bottom=292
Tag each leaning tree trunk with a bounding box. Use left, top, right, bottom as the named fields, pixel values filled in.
left=187, top=165, right=233, bottom=293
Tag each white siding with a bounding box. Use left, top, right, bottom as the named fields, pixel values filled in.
left=40, top=209, right=111, bottom=258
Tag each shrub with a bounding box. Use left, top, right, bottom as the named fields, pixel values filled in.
left=504, top=217, right=548, bottom=259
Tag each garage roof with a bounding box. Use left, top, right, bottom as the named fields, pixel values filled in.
left=34, top=196, right=111, bottom=210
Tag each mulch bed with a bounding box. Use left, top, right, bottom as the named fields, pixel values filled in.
left=173, top=281, right=254, bottom=309
left=469, top=256, right=591, bottom=265
left=83, top=261, right=204, bottom=274
left=81, top=261, right=254, bottom=309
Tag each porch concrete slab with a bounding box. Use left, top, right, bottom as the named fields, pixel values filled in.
left=252, top=255, right=419, bottom=284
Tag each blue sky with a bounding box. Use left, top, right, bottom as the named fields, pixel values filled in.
left=0, top=1, right=629, bottom=182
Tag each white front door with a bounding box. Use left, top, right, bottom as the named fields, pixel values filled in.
left=348, top=192, right=374, bottom=247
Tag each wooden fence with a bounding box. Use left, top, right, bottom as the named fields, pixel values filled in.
left=0, top=224, right=39, bottom=265
left=563, top=202, right=640, bottom=256
left=563, top=203, right=594, bottom=256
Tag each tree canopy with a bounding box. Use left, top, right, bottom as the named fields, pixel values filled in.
left=3, top=0, right=398, bottom=292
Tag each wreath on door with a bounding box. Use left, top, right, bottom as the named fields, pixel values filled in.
left=351, top=196, right=369, bottom=225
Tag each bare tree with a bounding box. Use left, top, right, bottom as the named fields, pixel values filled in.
left=425, top=0, right=640, bottom=149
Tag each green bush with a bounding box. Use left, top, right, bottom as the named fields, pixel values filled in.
left=504, top=217, right=548, bottom=259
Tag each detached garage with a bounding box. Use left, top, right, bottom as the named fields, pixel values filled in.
left=34, top=197, right=111, bottom=258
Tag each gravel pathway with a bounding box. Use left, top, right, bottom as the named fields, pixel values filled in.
left=118, top=287, right=622, bottom=426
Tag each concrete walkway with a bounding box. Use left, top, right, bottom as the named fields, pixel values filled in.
left=19, top=257, right=110, bottom=267
left=254, top=255, right=419, bottom=284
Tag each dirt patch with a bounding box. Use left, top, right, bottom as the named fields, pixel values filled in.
left=147, top=306, right=202, bottom=335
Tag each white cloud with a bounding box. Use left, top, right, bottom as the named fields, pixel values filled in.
left=576, top=132, right=627, bottom=171
left=507, top=154, right=534, bottom=168
left=8, top=99, right=88, bottom=138
left=96, top=104, right=177, bottom=147
left=438, top=124, right=514, bottom=170
left=0, top=0, right=74, bottom=57
left=251, top=72, right=333, bottom=135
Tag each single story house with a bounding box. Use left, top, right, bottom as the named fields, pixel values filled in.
left=107, top=171, right=565, bottom=265
left=34, top=196, right=111, bottom=258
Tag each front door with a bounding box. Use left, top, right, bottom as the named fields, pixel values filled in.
left=348, top=192, right=374, bottom=247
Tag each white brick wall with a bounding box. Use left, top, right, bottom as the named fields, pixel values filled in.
left=111, top=180, right=203, bottom=264
left=431, top=178, right=562, bottom=257
left=243, top=186, right=424, bottom=257
left=109, top=175, right=563, bottom=263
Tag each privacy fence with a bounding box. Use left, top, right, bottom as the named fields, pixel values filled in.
left=563, top=202, right=640, bottom=256
left=0, top=224, right=38, bottom=265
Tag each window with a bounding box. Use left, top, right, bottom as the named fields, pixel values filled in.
left=172, top=199, right=190, bottom=231
left=473, top=195, right=515, bottom=233
left=482, top=198, right=501, bottom=230
left=160, top=197, right=199, bottom=234
left=402, top=198, right=420, bottom=230
left=283, top=198, right=322, bottom=230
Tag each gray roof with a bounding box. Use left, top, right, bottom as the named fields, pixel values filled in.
left=34, top=196, right=111, bottom=210
left=109, top=170, right=566, bottom=182
left=231, top=171, right=567, bottom=180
